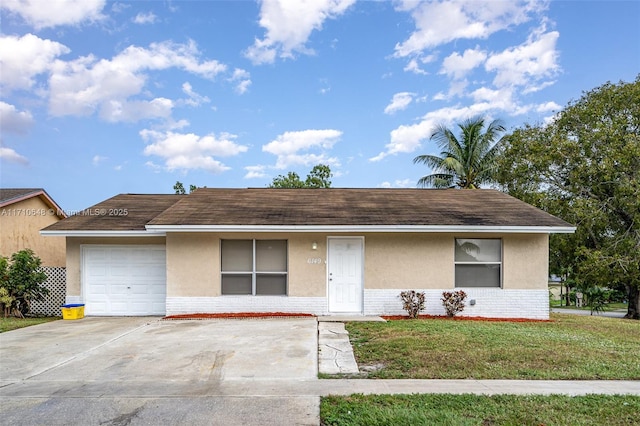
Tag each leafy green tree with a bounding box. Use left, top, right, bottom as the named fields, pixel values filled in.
left=414, top=117, right=506, bottom=188
left=173, top=181, right=200, bottom=194
left=269, top=164, right=333, bottom=188
left=496, top=76, right=640, bottom=319
left=173, top=181, right=186, bottom=194
left=269, top=172, right=305, bottom=188
left=304, top=164, right=332, bottom=188
left=0, top=249, right=49, bottom=316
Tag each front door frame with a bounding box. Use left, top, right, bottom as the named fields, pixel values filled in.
left=327, top=236, right=364, bottom=314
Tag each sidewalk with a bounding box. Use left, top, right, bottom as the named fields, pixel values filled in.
left=551, top=307, right=627, bottom=318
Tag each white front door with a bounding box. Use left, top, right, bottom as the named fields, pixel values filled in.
left=328, top=237, right=363, bottom=313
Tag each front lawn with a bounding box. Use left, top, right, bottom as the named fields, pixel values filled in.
left=321, top=394, right=640, bottom=426
left=0, top=316, right=59, bottom=332
left=347, top=313, right=640, bottom=379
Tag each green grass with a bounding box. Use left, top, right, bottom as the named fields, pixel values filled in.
left=321, top=394, right=640, bottom=426
left=346, top=314, right=640, bottom=379
left=0, top=316, right=59, bottom=332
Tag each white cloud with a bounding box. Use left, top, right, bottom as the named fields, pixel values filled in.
left=318, top=78, right=331, bottom=95
left=144, top=161, right=163, bottom=173
left=1, top=0, right=106, bottom=29
left=0, top=102, right=35, bottom=134
left=100, top=98, right=174, bottom=122
left=0, top=145, right=29, bottom=165
left=404, top=58, right=428, bottom=75
left=370, top=104, right=493, bottom=162
left=263, top=129, right=342, bottom=169
left=0, top=34, right=70, bottom=91
left=394, top=0, right=545, bottom=57
left=181, top=82, right=210, bottom=107
left=536, top=101, right=561, bottom=113
left=485, top=27, right=560, bottom=89
left=48, top=40, right=226, bottom=122
left=384, top=92, right=415, bottom=115
left=374, top=2, right=561, bottom=164
left=92, top=155, right=108, bottom=166
left=133, top=12, right=157, bottom=24
left=140, top=129, right=248, bottom=173
left=245, top=0, right=356, bottom=64
left=378, top=179, right=413, bottom=188
left=440, top=48, right=487, bottom=79
left=228, top=68, right=252, bottom=94
left=244, top=165, right=268, bottom=179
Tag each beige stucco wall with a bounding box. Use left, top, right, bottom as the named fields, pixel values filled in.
left=68, top=231, right=550, bottom=299
left=165, top=232, right=550, bottom=297
left=364, top=234, right=452, bottom=289
left=65, top=237, right=165, bottom=296
left=166, top=233, right=218, bottom=297
left=0, top=197, right=66, bottom=266
left=165, top=233, right=327, bottom=297
left=503, top=233, right=549, bottom=289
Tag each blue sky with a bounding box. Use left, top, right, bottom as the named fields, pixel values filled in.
left=1, top=0, right=639, bottom=211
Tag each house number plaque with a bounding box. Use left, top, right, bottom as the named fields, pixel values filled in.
left=307, top=257, right=322, bottom=264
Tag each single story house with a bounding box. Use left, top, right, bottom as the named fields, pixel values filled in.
left=41, top=188, right=575, bottom=319
left=1, top=188, right=67, bottom=266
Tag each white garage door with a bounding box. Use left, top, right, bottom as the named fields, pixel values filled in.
left=82, top=245, right=166, bottom=316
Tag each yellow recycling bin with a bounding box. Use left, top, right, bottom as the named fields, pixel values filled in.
left=61, top=304, right=85, bottom=320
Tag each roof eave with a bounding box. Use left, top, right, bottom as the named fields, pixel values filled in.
left=0, top=189, right=67, bottom=219
left=40, top=230, right=166, bottom=237
left=144, top=224, right=577, bottom=234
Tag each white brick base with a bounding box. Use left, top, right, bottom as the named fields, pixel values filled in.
left=166, top=296, right=327, bottom=316
left=166, top=288, right=549, bottom=319
left=364, top=288, right=550, bottom=319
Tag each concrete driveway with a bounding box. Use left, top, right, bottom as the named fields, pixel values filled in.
left=0, top=317, right=319, bottom=425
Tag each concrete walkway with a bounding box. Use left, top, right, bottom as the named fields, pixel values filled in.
left=318, top=322, right=360, bottom=375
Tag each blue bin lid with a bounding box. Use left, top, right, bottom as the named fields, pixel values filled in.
left=61, top=304, right=85, bottom=308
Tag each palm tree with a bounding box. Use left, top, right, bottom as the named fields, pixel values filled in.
left=414, top=117, right=506, bottom=189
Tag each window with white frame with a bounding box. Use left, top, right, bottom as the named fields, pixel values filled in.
left=454, top=238, right=502, bottom=287
left=221, top=240, right=287, bottom=295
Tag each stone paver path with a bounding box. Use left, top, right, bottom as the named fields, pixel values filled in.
left=318, top=322, right=359, bottom=375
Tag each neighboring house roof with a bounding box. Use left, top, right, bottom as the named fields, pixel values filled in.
left=41, top=189, right=575, bottom=236
left=41, top=194, right=186, bottom=235
left=0, top=188, right=66, bottom=219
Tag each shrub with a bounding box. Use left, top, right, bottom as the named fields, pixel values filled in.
left=0, top=287, right=15, bottom=318
left=441, top=290, right=467, bottom=317
left=0, top=249, right=48, bottom=316
left=585, top=286, right=608, bottom=315
left=400, top=290, right=426, bottom=319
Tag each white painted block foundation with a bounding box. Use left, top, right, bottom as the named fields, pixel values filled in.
left=166, top=296, right=328, bottom=316
left=165, top=288, right=549, bottom=319
left=364, top=288, right=550, bottom=319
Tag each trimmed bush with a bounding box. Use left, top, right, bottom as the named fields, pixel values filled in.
left=400, top=290, right=426, bottom=318
left=441, top=290, right=467, bottom=317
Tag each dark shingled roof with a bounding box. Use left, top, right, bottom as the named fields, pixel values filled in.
left=0, top=188, right=45, bottom=204
left=42, top=194, right=185, bottom=231
left=147, top=188, right=572, bottom=228
left=1, top=188, right=66, bottom=218
left=42, top=189, right=573, bottom=231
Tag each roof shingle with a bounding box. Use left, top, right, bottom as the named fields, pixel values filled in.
left=43, top=189, right=574, bottom=232
left=42, top=194, right=185, bottom=231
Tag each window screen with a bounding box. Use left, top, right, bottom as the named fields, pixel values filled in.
left=221, top=240, right=287, bottom=295
left=454, top=239, right=501, bottom=287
